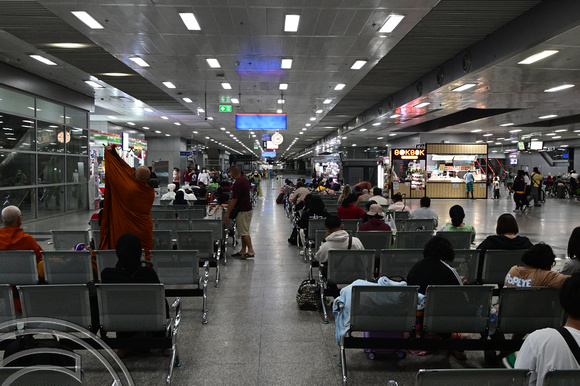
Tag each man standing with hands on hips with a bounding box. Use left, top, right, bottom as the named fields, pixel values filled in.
left=224, top=165, right=255, bottom=258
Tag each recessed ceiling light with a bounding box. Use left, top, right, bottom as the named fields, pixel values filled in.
left=207, top=117, right=213, bottom=120
left=277, top=99, right=285, bottom=104
left=231, top=98, right=239, bottom=104
left=205, top=136, right=210, bottom=139
left=476, top=140, right=484, bottom=143
left=342, top=136, right=347, bottom=139
left=305, top=123, right=311, bottom=127
left=560, top=144, right=569, bottom=147
left=197, top=108, right=205, bottom=113
left=279, top=83, right=288, bottom=90
left=182, top=98, right=193, bottom=103
left=165, top=134, right=171, bottom=137
left=509, top=129, right=522, bottom=133
left=220, top=127, right=226, bottom=131
left=471, top=129, right=482, bottom=133
left=284, top=14, right=300, bottom=32
left=127, top=122, right=135, bottom=126
left=155, top=130, right=161, bottom=133
left=301, top=128, right=307, bottom=131
left=390, top=114, right=401, bottom=118
left=206, top=58, right=220, bottom=68
left=142, top=107, right=153, bottom=113
left=352, top=144, right=357, bottom=147
left=221, top=83, right=232, bottom=89
left=389, top=133, right=397, bottom=136
left=483, top=133, right=493, bottom=137
left=553, top=136, right=562, bottom=139
left=500, top=123, right=515, bottom=127
left=30, top=55, right=57, bottom=66
left=518, top=50, right=559, bottom=64
left=129, top=57, right=149, bottom=67
left=359, top=128, right=367, bottom=132
left=226, top=131, right=230, bottom=134
left=163, top=82, right=176, bottom=89
left=452, top=83, right=477, bottom=92
left=84, top=80, right=103, bottom=88
left=277, top=109, right=283, bottom=113
left=299, top=132, right=304, bottom=135
left=377, top=137, right=384, bottom=140
left=315, top=110, right=323, bottom=114
left=323, top=99, right=332, bottom=104
left=539, top=114, right=558, bottom=119
left=544, top=84, right=574, bottom=93
left=174, top=122, right=181, bottom=126
left=351, top=60, right=367, bottom=70
left=414, top=102, right=430, bottom=108
left=193, top=131, right=198, bottom=134
left=309, top=117, right=316, bottom=121
left=107, top=116, right=117, bottom=120
left=495, top=142, right=501, bottom=145
left=546, top=133, right=556, bottom=136
left=179, top=13, right=201, bottom=30
left=379, top=14, right=405, bottom=33
left=48, top=42, right=89, bottom=49
left=555, top=129, right=567, bottom=132
left=334, top=84, right=346, bottom=91
left=71, top=11, right=104, bottom=29
left=161, top=116, right=168, bottom=120
left=281, top=58, right=293, bottom=69
left=142, top=127, right=150, bottom=130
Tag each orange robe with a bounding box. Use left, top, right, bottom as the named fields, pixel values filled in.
left=99, top=148, right=154, bottom=258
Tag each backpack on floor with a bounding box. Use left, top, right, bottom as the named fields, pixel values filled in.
left=296, top=279, right=321, bottom=311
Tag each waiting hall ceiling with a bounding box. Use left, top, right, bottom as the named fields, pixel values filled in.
left=0, top=0, right=579, bottom=158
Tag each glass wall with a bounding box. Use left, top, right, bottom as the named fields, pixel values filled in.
left=0, top=85, right=89, bottom=219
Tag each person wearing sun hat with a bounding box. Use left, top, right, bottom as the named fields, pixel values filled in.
left=359, top=204, right=391, bottom=231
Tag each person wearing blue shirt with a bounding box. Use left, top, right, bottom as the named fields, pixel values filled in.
left=464, top=171, right=475, bottom=199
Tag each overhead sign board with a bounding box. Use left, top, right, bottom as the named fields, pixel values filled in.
left=392, top=148, right=426, bottom=160
left=236, top=114, right=287, bottom=130
left=180, top=151, right=191, bottom=156
left=219, top=96, right=231, bottom=103
left=261, top=151, right=276, bottom=158
left=219, top=105, right=232, bottom=112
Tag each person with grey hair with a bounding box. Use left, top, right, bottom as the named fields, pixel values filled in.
left=0, top=205, right=43, bottom=270
left=224, top=165, right=255, bottom=258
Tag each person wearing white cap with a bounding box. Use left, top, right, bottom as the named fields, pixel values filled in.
left=359, top=204, right=391, bottom=231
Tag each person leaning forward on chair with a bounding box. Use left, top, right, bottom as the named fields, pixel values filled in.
left=99, top=144, right=155, bottom=259
left=224, top=165, right=255, bottom=258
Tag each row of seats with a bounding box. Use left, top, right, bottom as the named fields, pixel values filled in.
left=413, top=368, right=577, bottom=386
left=339, top=285, right=564, bottom=383
left=0, top=282, right=180, bottom=384
left=0, top=249, right=209, bottom=324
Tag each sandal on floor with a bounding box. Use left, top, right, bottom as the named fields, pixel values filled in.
left=232, top=252, right=245, bottom=257
left=244, top=253, right=255, bottom=258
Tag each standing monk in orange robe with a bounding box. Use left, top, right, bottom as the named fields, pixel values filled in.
left=99, top=145, right=154, bottom=258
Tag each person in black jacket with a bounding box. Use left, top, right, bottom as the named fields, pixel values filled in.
left=476, top=213, right=532, bottom=279
left=407, top=236, right=463, bottom=295
left=511, top=170, right=528, bottom=212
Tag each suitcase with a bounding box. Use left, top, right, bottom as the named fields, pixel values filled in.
left=363, top=331, right=407, bottom=359
left=557, top=184, right=566, bottom=198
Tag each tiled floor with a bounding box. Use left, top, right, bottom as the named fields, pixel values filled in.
left=21, top=178, right=578, bottom=385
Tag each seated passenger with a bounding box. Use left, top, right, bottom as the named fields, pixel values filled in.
left=359, top=204, right=391, bottom=231
left=337, top=194, right=366, bottom=220
left=561, top=227, right=580, bottom=275
left=337, top=186, right=351, bottom=205
left=439, top=204, right=476, bottom=242
left=476, top=213, right=532, bottom=276
left=101, top=233, right=159, bottom=284
left=180, top=188, right=197, bottom=201
left=387, top=193, right=411, bottom=212
left=504, top=243, right=569, bottom=288
left=407, top=236, right=463, bottom=295
left=409, top=196, right=438, bottom=228
left=515, top=274, right=580, bottom=385
left=291, top=181, right=310, bottom=206
left=172, top=190, right=189, bottom=206
left=368, top=187, right=389, bottom=206
left=356, top=189, right=371, bottom=203
left=160, top=183, right=176, bottom=201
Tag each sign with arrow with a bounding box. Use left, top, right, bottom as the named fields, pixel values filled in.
left=219, top=105, right=232, bottom=112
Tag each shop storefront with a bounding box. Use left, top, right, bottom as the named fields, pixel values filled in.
left=425, top=143, right=488, bottom=198
left=313, top=155, right=341, bottom=180
left=391, top=148, right=426, bottom=199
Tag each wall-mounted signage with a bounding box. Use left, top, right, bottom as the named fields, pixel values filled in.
left=392, top=148, right=426, bottom=160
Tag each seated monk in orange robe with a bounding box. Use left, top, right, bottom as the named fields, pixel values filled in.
left=99, top=145, right=154, bottom=258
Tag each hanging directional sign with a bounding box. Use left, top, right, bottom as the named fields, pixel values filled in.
left=219, top=105, right=232, bottom=112
left=219, top=96, right=231, bottom=103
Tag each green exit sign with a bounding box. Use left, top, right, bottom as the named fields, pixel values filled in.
left=219, top=105, right=232, bottom=112
left=219, top=96, right=231, bottom=103
left=254, top=145, right=259, bottom=149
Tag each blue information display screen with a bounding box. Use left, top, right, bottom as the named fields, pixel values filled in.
left=261, top=151, right=276, bottom=158
left=236, top=114, right=287, bottom=130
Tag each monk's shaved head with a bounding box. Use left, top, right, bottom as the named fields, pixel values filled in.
left=2, top=205, right=22, bottom=227
left=135, top=166, right=151, bottom=183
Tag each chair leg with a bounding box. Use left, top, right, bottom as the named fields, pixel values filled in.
left=320, top=280, right=328, bottom=324
left=340, top=343, right=348, bottom=384
left=202, top=266, right=209, bottom=324
left=215, top=264, right=220, bottom=288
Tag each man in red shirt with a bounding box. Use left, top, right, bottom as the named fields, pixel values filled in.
left=224, top=165, right=255, bottom=258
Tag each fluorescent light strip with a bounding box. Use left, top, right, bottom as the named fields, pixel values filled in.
left=334, top=84, right=346, bottom=91
left=518, top=50, right=559, bottom=65
left=206, top=58, right=220, bottom=68
left=279, top=83, right=288, bottom=90
left=315, top=110, right=323, bottom=114
left=179, top=13, right=201, bottom=30
left=452, top=83, right=477, bottom=92
left=281, top=59, right=293, bottom=69
left=129, top=57, right=149, bottom=67
left=221, top=83, right=232, bottom=90
left=539, top=114, right=558, bottom=119
left=509, top=129, right=522, bottom=133
left=182, top=98, right=193, bottom=103
left=351, top=60, right=367, bottom=70
left=323, top=99, right=332, bottom=104
left=379, top=14, right=405, bottom=33
left=284, top=15, right=300, bottom=32
left=500, top=123, right=514, bottom=127
left=30, top=55, right=56, bottom=66
left=71, top=11, right=104, bottom=29
left=470, top=129, right=482, bottom=133
left=163, top=82, right=176, bottom=89
left=544, top=84, right=574, bottom=93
